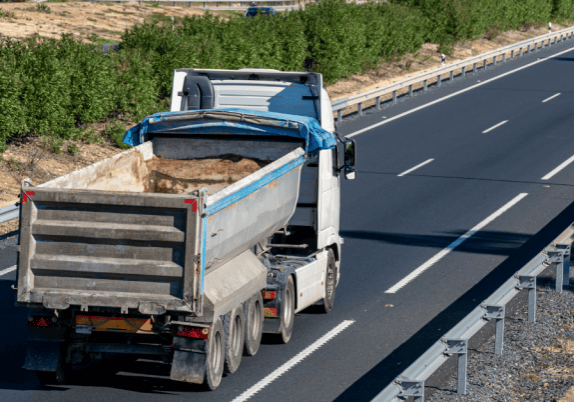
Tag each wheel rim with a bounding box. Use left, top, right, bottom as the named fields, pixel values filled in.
left=231, top=315, right=242, bottom=356
left=211, top=331, right=223, bottom=375
left=253, top=300, right=262, bottom=338
left=284, top=286, right=294, bottom=329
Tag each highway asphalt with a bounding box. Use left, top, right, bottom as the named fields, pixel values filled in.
left=2, top=38, right=574, bottom=402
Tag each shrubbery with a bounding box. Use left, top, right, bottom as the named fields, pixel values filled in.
left=1, top=0, right=573, bottom=151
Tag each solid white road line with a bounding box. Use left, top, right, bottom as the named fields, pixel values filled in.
left=482, top=120, right=508, bottom=134
left=542, top=93, right=561, bottom=103
left=345, top=47, right=574, bottom=139
left=0, top=265, right=16, bottom=277
left=231, top=320, right=355, bottom=402
left=541, top=154, right=574, bottom=180
left=385, top=193, right=528, bottom=294
left=398, top=159, right=434, bottom=177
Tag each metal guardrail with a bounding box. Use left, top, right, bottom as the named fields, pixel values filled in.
left=332, top=25, right=574, bottom=124
left=0, top=203, right=18, bottom=224
left=88, top=0, right=372, bottom=9
left=371, top=225, right=574, bottom=402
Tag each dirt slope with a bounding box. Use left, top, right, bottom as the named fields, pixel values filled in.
left=0, top=1, right=231, bottom=42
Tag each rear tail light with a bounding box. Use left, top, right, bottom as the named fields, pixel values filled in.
left=262, top=290, right=276, bottom=299
left=263, top=308, right=278, bottom=318
left=177, top=326, right=209, bottom=340
left=28, top=316, right=56, bottom=327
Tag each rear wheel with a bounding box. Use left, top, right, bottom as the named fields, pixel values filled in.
left=224, top=306, right=245, bottom=374
left=274, top=275, right=295, bottom=344
left=203, top=317, right=225, bottom=390
left=244, top=292, right=264, bottom=356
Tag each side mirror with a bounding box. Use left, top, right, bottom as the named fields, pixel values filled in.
left=344, top=167, right=356, bottom=180
left=343, top=139, right=356, bottom=168
left=339, top=138, right=357, bottom=180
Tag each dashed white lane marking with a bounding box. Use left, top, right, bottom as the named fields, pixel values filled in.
left=541, top=154, right=574, bottom=180
left=345, top=46, right=574, bottom=139
left=231, top=320, right=355, bottom=402
left=385, top=193, right=528, bottom=294
left=0, top=265, right=16, bottom=277
left=482, top=120, right=508, bottom=134
left=398, top=159, right=434, bottom=177
left=542, top=93, right=561, bottom=103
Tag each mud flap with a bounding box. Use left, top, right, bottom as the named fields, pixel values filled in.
left=23, top=341, right=61, bottom=372
left=262, top=318, right=282, bottom=334
left=170, top=337, right=207, bottom=384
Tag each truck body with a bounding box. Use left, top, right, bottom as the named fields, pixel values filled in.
left=16, top=68, right=356, bottom=388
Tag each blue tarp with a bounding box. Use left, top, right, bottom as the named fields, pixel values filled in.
left=123, top=108, right=337, bottom=154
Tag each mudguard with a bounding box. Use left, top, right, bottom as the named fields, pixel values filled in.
left=170, top=336, right=208, bottom=384
left=23, top=341, right=61, bottom=372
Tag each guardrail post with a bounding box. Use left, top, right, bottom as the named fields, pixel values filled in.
left=396, top=379, right=424, bottom=402
left=520, top=48, right=523, bottom=57
left=357, top=102, right=363, bottom=117
left=527, top=44, right=531, bottom=54
left=392, top=90, right=397, bottom=104
left=546, top=246, right=570, bottom=293
left=449, top=71, right=454, bottom=83
left=473, top=63, right=477, bottom=73
left=483, top=59, right=487, bottom=69
left=502, top=54, right=506, bottom=62
left=461, top=66, right=466, bottom=77
left=511, top=50, right=514, bottom=59
left=337, top=110, right=342, bottom=125
left=484, top=305, right=505, bottom=355
left=444, top=339, right=468, bottom=394
left=423, top=80, right=427, bottom=92
left=409, top=85, right=413, bottom=97
left=437, top=75, right=441, bottom=87
left=493, top=56, right=497, bottom=66
left=518, top=275, right=537, bottom=322
left=555, top=244, right=571, bottom=286
left=375, top=96, right=381, bottom=110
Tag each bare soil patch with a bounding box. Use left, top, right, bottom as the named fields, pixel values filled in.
left=0, top=1, right=232, bottom=42
left=145, top=155, right=269, bottom=195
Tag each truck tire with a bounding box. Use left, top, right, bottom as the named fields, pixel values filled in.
left=244, top=292, right=264, bottom=356
left=204, top=317, right=225, bottom=390
left=35, top=344, right=71, bottom=386
left=274, top=275, right=295, bottom=344
left=224, top=306, right=245, bottom=374
left=316, top=249, right=337, bottom=313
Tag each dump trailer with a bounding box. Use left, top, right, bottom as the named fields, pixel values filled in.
left=16, top=68, right=357, bottom=389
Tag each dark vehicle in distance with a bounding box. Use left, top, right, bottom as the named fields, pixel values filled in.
left=244, top=6, right=276, bottom=17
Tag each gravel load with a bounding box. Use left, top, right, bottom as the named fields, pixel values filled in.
left=144, top=154, right=270, bottom=196
left=427, top=270, right=574, bottom=402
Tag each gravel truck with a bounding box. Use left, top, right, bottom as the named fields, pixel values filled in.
left=16, top=68, right=357, bottom=390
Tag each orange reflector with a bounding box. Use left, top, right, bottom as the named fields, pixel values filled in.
left=263, top=308, right=278, bottom=318
left=262, top=291, right=277, bottom=300
left=75, top=315, right=153, bottom=333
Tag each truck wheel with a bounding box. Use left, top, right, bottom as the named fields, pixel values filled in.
left=204, top=317, right=225, bottom=390
left=224, top=306, right=245, bottom=374
left=316, top=250, right=337, bottom=313
left=35, top=344, right=71, bottom=385
left=276, top=275, right=295, bottom=344
left=244, top=292, right=264, bottom=356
